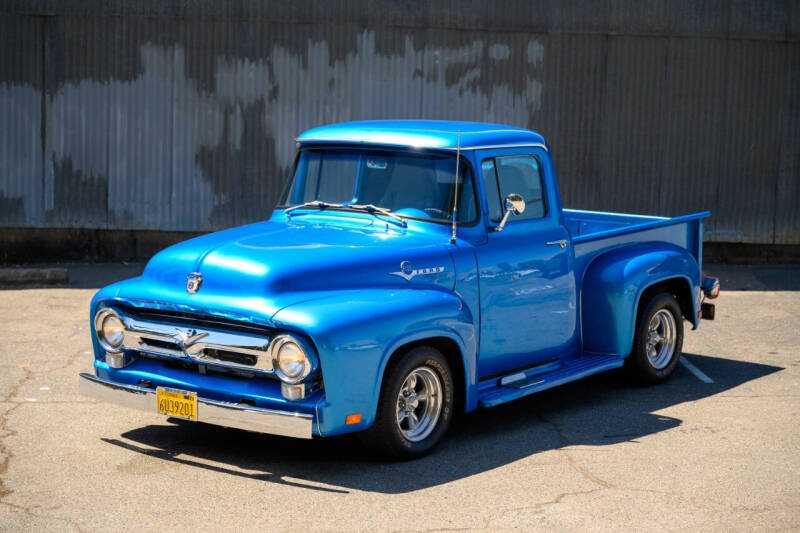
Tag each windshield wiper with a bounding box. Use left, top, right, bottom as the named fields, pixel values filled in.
left=285, top=201, right=407, bottom=227
left=348, top=204, right=407, bottom=227
left=284, top=200, right=345, bottom=215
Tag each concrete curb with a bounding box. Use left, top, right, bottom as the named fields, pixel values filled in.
left=0, top=267, right=70, bottom=287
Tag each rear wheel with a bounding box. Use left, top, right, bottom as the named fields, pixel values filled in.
left=626, top=293, right=684, bottom=383
left=364, top=346, right=454, bottom=460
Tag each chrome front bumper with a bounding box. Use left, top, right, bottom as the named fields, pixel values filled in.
left=78, top=373, right=313, bottom=439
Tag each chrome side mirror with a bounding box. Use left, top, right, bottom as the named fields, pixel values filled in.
left=495, top=193, right=525, bottom=232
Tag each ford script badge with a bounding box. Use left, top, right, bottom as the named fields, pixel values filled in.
left=390, top=261, right=444, bottom=281
left=186, top=272, right=203, bottom=294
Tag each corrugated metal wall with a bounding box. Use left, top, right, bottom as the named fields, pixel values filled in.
left=1, top=1, right=798, bottom=243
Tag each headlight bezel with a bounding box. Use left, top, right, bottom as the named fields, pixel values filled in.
left=94, top=308, right=125, bottom=353
left=270, top=334, right=313, bottom=384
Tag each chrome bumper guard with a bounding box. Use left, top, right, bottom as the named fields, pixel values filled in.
left=78, top=373, right=313, bottom=439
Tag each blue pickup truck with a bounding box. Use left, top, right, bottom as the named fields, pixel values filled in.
left=79, top=121, right=720, bottom=458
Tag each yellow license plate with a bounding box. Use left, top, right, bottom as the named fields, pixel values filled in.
left=156, top=388, right=197, bottom=421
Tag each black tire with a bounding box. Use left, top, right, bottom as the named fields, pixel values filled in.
left=625, top=292, right=684, bottom=384
left=363, top=346, right=454, bottom=460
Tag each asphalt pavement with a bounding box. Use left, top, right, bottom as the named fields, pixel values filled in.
left=0, top=264, right=798, bottom=532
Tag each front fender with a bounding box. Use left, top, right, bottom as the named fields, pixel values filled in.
left=581, top=243, right=700, bottom=357
left=271, top=288, right=477, bottom=436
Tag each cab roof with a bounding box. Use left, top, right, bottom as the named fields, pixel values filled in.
left=296, top=120, right=547, bottom=151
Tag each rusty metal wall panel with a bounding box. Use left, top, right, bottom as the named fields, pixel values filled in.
left=657, top=37, right=730, bottom=241
left=774, top=44, right=800, bottom=245
left=536, top=33, right=608, bottom=214
left=0, top=12, right=43, bottom=226
left=593, top=36, right=669, bottom=216
left=44, top=14, right=110, bottom=228
left=0, top=0, right=797, bottom=246
left=712, top=39, right=788, bottom=243
left=105, top=17, right=173, bottom=231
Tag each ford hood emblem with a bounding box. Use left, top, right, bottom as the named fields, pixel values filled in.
left=186, top=272, right=203, bottom=294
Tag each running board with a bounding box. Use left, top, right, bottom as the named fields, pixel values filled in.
left=478, top=355, right=624, bottom=408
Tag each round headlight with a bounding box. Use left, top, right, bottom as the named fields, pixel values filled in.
left=95, top=309, right=125, bottom=352
left=271, top=336, right=311, bottom=383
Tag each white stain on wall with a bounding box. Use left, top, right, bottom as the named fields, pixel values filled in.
left=1, top=30, right=545, bottom=231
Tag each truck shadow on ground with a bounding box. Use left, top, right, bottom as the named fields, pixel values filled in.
left=102, top=353, right=781, bottom=494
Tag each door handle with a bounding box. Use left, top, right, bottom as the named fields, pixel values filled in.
left=546, top=239, right=568, bottom=249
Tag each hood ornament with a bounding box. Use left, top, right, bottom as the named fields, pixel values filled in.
left=390, top=261, right=444, bottom=281
left=186, top=272, right=203, bottom=294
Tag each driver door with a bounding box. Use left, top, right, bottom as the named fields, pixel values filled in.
left=474, top=153, right=577, bottom=378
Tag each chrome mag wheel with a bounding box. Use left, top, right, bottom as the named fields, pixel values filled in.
left=395, top=366, right=443, bottom=442
left=646, top=308, right=677, bottom=369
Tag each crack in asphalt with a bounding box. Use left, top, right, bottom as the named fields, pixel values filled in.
left=101, top=438, right=350, bottom=494
left=6, top=400, right=99, bottom=405
left=535, top=410, right=615, bottom=490
left=0, top=346, right=92, bottom=533
left=0, top=364, right=32, bottom=498
left=522, top=411, right=711, bottom=516
left=0, top=497, right=36, bottom=516
left=507, top=487, right=606, bottom=515
left=0, top=348, right=87, bottom=501
left=717, top=394, right=800, bottom=399
left=1, top=499, right=89, bottom=533
left=530, top=412, right=774, bottom=517
left=391, top=520, right=491, bottom=533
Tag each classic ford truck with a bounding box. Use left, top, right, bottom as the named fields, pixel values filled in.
left=79, top=120, right=720, bottom=458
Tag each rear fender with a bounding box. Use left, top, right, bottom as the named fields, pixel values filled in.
left=581, top=243, right=700, bottom=357
left=271, top=289, right=477, bottom=436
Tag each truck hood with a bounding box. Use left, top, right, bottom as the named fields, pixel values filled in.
left=103, top=213, right=456, bottom=322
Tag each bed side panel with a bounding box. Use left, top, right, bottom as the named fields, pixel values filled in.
left=574, top=219, right=703, bottom=357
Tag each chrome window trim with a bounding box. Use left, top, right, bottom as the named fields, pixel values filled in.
left=460, top=143, right=548, bottom=151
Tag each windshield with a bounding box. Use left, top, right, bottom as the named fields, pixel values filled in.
left=279, top=148, right=477, bottom=223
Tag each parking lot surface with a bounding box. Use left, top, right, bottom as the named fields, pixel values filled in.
left=1, top=265, right=798, bottom=532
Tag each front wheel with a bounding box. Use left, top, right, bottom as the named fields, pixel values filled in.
left=626, top=293, right=684, bottom=384
left=363, top=346, right=454, bottom=460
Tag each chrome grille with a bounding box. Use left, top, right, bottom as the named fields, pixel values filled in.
left=112, top=308, right=273, bottom=374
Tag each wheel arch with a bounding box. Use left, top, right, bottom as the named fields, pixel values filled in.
left=635, top=276, right=695, bottom=328
left=378, top=335, right=469, bottom=417
left=581, top=243, right=700, bottom=357
left=271, top=288, right=478, bottom=436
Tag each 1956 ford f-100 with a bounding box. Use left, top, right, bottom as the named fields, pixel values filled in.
left=79, top=120, right=720, bottom=459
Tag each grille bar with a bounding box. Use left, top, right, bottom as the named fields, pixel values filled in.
left=113, top=309, right=274, bottom=374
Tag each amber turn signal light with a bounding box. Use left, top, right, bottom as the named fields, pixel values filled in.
left=345, top=413, right=362, bottom=425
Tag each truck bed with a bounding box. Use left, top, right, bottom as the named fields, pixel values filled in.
left=564, top=208, right=710, bottom=281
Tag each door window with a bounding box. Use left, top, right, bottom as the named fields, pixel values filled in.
left=481, top=159, right=503, bottom=222
left=495, top=156, right=546, bottom=220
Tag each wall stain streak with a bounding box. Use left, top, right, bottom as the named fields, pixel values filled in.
left=0, top=194, right=26, bottom=225
left=0, top=1, right=797, bottom=245
left=44, top=156, right=108, bottom=227
left=195, top=99, right=282, bottom=228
